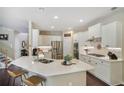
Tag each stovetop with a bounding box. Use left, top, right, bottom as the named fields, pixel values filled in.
left=38, top=59, right=54, bottom=64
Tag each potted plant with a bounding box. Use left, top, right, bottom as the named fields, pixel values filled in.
left=63, top=55, right=72, bottom=65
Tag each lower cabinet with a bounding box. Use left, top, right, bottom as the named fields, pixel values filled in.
left=80, top=54, right=122, bottom=85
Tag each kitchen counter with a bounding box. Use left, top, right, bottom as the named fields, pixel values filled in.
left=11, top=56, right=93, bottom=86
left=79, top=53, right=123, bottom=85
left=80, top=53, right=123, bottom=62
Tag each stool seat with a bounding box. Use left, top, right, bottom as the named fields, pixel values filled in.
left=23, top=76, right=44, bottom=86
left=7, top=70, right=26, bottom=85
left=7, top=70, right=25, bottom=78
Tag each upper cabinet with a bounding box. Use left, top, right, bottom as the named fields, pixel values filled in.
left=73, top=31, right=88, bottom=43
left=88, top=23, right=101, bottom=39
left=101, top=21, right=122, bottom=48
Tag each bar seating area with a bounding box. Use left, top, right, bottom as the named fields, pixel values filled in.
left=0, top=48, right=46, bottom=86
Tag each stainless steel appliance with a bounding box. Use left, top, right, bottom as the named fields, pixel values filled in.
left=73, top=42, right=79, bottom=59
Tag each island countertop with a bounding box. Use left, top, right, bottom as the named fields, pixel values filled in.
left=11, top=56, right=94, bottom=77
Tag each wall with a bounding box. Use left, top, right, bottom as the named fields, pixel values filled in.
left=32, top=29, right=39, bottom=48
left=15, top=33, right=28, bottom=59
left=63, top=31, right=73, bottom=57
left=38, top=35, right=62, bottom=46
left=0, top=26, right=28, bottom=59
left=0, top=27, right=15, bottom=59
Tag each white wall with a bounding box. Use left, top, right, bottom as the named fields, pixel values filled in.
left=38, top=35, right=62, bottom=46
left=0, top=27, right=15, bottom=59
left=63, top=31, right=73, bottom=57
left=32, top=29, right=39, bottom=48
left=15, top=33, right=28, bottom=59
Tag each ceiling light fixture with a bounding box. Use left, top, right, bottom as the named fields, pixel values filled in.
left=54, top=16, right=59, bottom=19
left=80, top=19, right=84, bottom=23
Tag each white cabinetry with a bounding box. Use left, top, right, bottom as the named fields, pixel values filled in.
left=102, top=21, right=122, bottom=47
left=80, top=54, right=122, bottom=85
left=88, top=23, right=101, bottom=38
left=73, top=31, right=88, bottom=43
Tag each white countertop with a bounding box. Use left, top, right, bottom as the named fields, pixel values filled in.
left=80, top=53, right=123, bottom=62
left=11, top=56, right=94, bottom=77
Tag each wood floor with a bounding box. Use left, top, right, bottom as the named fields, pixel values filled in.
left=0, top=65, right=122, bottom=86
left=86, top=72, right=108, bottom=86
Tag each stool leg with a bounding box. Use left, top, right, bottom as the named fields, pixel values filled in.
left=41, top=82, right=43, bottom=86
left=23, top=74, right=27, bottom=79
left=13, top=78, right=15, bottom=86
left=8, top=76, right=10, bottom=86
left=21, top=76, right=23, bottom=86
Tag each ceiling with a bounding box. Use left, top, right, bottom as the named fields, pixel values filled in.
left=0, top=7, right=120, bottom=32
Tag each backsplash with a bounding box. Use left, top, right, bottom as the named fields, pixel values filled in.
left=80, top=46, right=122, bottom=59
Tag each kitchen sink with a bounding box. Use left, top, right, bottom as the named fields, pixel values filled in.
left=38, top=59, right=54, bottom=64
left=88, top=53, right=105, bottom=57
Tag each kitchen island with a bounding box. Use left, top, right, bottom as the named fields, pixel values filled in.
left=11, top=56, right=93, bottom=86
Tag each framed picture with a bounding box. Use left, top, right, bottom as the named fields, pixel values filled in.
left=0, top=34, right=8, bottom=40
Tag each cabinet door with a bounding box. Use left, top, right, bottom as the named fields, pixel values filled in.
left=101, top=22, right=117, bottom=47
left=88, top=23, right=101, bottom=38
left=95, top=61, right=110, bottom=83
left=79, top=55, right=89, bottom=63
left=87, top=58, right=97, bottom=75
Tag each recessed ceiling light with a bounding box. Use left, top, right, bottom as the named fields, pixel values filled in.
left=54, top=16, right=59, bottom=19
left=80, top=19, right=84, bottom=23
left=51, top=26, right=55, bottom=29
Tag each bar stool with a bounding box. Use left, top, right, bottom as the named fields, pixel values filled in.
left=7, top=70, right=26, bottom=86
left=23, top=75, right=45, bottom=86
